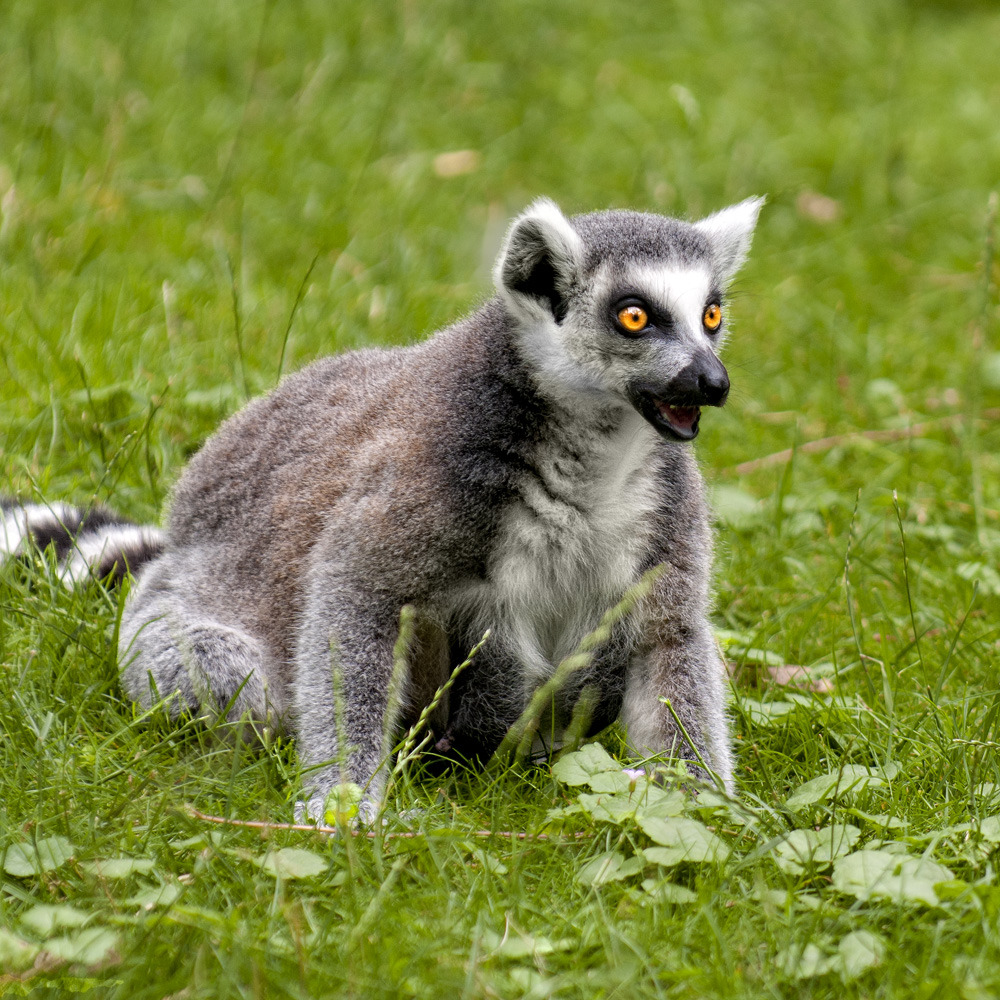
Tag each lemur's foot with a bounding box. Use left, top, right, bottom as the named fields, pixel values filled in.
left=294, top=791, right=381, bottom=831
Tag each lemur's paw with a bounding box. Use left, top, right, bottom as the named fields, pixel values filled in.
left=633, top=759, right=719, bottom=791
left=395, top=807, right=426, bottom=824
left=354, top=798, right=381, bottom=828
left=293, top=787, right=380, bottom=831
left=293, top=794, right=333, bottom=828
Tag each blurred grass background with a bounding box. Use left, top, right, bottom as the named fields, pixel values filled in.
left=2, top=0, right=1000, bottom=996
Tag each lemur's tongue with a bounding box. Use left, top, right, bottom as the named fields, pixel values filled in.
left=657, top=402, right=700, bottom=434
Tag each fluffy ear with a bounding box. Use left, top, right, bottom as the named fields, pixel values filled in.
left=494, top=198, right=583, bottom=324
left=694, top=196, right=765, bottom=283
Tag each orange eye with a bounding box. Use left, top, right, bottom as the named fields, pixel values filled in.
left=617, top=305, right=648, bottom=332
left=703, top=303, right=723, bottom=331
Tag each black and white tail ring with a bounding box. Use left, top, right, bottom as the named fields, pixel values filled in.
left=0, top=497, right=164, bottom=585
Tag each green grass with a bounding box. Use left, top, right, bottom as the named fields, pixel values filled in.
left=2, top=0, right=1000, bottom=995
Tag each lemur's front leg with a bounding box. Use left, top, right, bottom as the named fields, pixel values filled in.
left=292, top=582, right=405, bottom=826
left=621, top=615, right=733, bottom=792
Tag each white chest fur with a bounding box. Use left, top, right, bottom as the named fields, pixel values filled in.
left=484, top=409, right=661, bottom=682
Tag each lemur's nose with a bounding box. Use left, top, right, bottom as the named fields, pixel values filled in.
left=672, top=350, right=729, bottom=406
left=697, top=356, right=730, bottom=406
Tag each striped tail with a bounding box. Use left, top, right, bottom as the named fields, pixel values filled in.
left=0, top=497, right=164, bottom=585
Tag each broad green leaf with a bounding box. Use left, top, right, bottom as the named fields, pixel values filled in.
left=714, top=627, right=754, bottom=646
left=771, top=828, right=817, bottom=874
left=795, top=893, right=824, bottom=910
left=637, top=816, right=728, bottom=864
left=957, top=561, right=1000, bottom=596
left=776, top=930, right=885, bottom=982
left=0, top=928, right=38, bottom=972
left=933, top=880, right=970, bottom=901
left=126, top=884, right=182, bottom=909
left=643, top=844, right=727, bottom=866
left=832, top=850, right=895, bottom=896
left=974, top=782, right=999, bottom=804
left=472, top=849, right=508, bottom=875
left=169, top=831, right=225, bottom=851
left=727, top=645, right=784, bottom=667
left=905, top=823, right=970, bottom=843
left=739, top=700, right=798, bottom=726
left=155, top=903, right=228, bottom=931
left=636, top=787, right=689, bottom=820
left=550, top=744, right=621, bottom=788
left=577, top=792, right=638, bottom=824
left=772, top=824, right=860, bottom=873
left=479, top=930, right=575, bottom=958
left=847, top=809, right=908, bottom=830
left=2, top=836, right=75, bottom=877
left=754, top=887, right=793, bottom=907
left=776, top=940, right=832, bottom=979
left=84, top=857, right=157, bottom=879
left=783, top=692, right=821, bottom=707
left=576, top=782, right=687, bottom=825
left=978, top=815, right=1000, bottom=843
left=784, top=766, right=890, bottom=811
left=576, top=850, right=642, bottom=886
left=836, top=930, right=885, bottom=981
left=686, top=787, right=733, bottom=814
left=507, top=968, right=559, bottom=998
left=587, top=771, right=633, bottom=794
left=256, top=847, right=328, bottom=879
left=542, top=802, right=587, bottom=827
left=43, top=927, right=118, bottom=966
left=710, top=487, right=762, bottom=528
left=832, top=850, right=953, bottom=905
left=863, top=840, right=911, bottom=854
left=889, top=856, right=955, bottom=899
left=640, top=879, right=697, bottom=903
left=20, top=904, right=90, bottom=937
left=754, top=887, right=824, bottom=911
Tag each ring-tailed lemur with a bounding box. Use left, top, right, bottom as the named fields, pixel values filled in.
left=2, top=196, right=763, bottom=824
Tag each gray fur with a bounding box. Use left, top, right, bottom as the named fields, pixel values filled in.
left=7, top=196, right=763, bottom=823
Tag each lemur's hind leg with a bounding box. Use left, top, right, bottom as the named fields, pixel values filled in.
left=119, top=595, right=274, bottom=727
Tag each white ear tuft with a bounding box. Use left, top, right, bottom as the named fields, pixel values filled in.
left=494, top=198, right=583, bottom=324
left=694, top=196, right=765, bottom=283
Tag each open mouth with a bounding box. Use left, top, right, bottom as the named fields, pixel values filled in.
left=631, top=391, right=703, bottom=441
left=628, top=378, right=726, bottom=443
left=655, top=400, right=701, bottom=441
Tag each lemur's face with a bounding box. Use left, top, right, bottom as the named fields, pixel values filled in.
left=495, top=197, right=762, bottom=442
left=559, top=261, right=730, bottom=442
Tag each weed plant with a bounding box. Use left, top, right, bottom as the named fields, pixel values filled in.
left=2, top=0, right=1000, bottom=996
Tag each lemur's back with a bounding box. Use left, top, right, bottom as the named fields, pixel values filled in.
left=164, top=343, right=427, bottom=662
left=159, top=301, right=547, bottom=667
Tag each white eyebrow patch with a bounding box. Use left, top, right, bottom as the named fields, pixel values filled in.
left=627, top=264, right=715, bottom=339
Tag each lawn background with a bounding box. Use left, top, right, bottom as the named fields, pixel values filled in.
left=2, top=0, right=1000, bottom=996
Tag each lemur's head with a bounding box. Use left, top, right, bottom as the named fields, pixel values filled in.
left=494, top=196, right=763, bottom=441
